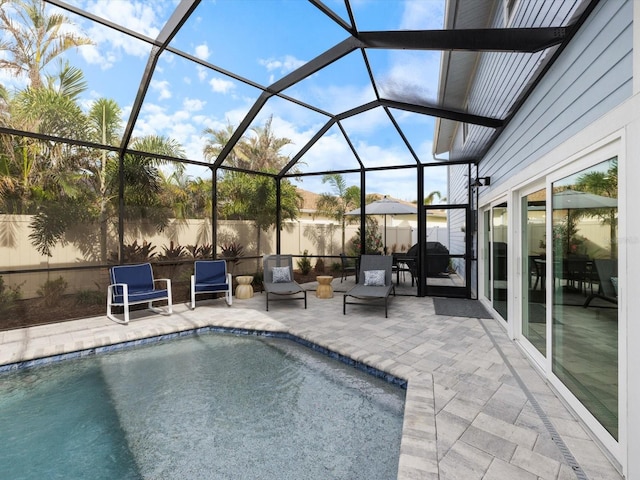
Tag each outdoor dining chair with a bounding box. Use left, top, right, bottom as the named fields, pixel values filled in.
left=339, top=253, right=357, bottom=282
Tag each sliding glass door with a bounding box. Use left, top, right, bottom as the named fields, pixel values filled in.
left=521, top=189, right=546, bottom=356
left=492, top=203, right=508, bottom=321
left=551, top=157, right=618, bottom=439
left=481, top=202, right=508, bottom=321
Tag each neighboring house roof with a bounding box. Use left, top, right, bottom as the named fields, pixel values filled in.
left=297, top=188, right=323, bottom=214
left=296, top=188, right=417, bottom=217
left=433, top=0, right=594, bottom=160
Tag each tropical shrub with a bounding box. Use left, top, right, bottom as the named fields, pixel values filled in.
left=0, top=276, right=22, bottom=316
left=75, top=288, right=104, bottom=306
left=348, top=224, right=383, bottom=255
left=158, top=241, right=187, bottom=260
left=297, top=250, right=312, bottom=275
left=220, top=242, right=245, bottom=274
left=37, top=276, right=68, bottom=308
left=186, top=244, right=214, bottom=259
left=109, top=240, right=157, bottom=263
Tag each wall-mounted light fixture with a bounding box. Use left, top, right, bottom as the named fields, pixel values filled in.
left=470, top=176, right=491, bottom=188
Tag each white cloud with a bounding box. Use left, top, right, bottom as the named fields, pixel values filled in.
left=84, top=0, right=162, bottom=38
left=259, top=55, right=306, bottom=75
left=197, top=65, right=208, bottom=82
left=194, top=43, right=210, bottom=61
left=75, top=0, right=169, bottom=67
left=339, top=106, right=388, bottom=135
left=209, top=76, right=235, bottom=94
left=183, top=97, right=206, bottom=111
left=150, top=79, right=172, bottom=100
left=377, top=50, right=440, bottom=103
left=400, top=0, right=445, bottom=30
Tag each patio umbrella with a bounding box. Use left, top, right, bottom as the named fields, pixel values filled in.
left=346, top=197, right=417, bottom=253
left=552, top=189, right=617, bottom=255
left=552, top=189, right=617, bottom=210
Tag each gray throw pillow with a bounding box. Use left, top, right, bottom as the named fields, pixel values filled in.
left=364, top=269, right=385, bottom=286
left=272, top=266, right=291, bottom=283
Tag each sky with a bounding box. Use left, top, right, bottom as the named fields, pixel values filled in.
left=4, top=0, right=448, bottom=202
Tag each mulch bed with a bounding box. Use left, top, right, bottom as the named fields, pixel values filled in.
left=2, top=272, right=338, bottom=331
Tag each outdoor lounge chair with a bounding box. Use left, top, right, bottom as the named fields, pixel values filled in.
left=583, top=259, right=618, bottom=307
left=191, top=260, right=232, bottom=309
left=263, top=255, right=307, bottom=311
left=107, top=263, right=172, bottom=324
left=343, top=254, right=395, bottom=318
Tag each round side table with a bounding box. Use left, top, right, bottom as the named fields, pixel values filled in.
left=235, top=275, right=254, bottom=299
left=316, top=275, right=334, bottom=299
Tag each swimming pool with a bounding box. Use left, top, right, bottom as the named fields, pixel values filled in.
left=0, top=333, right=405, bottom=479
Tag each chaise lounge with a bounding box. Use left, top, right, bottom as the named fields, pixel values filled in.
left=343, top=254, right=395, bottom=318
left=263, top=254, right=307, bottom=311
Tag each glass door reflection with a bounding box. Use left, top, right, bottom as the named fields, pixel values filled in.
left=551, top=157, right=618, bottom=439
left=492, top=203, right=508, bottom=321
left=522, top=189, right=546, bottom=355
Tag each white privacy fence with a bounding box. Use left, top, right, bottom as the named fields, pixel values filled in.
left=0, top=215, right=417, bottom=298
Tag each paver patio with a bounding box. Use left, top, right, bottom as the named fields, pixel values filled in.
left=0, top=278, right=622, bottom=480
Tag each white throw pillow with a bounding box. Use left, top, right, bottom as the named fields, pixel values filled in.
left=364, top=269, right=385, bottom=286
left=272, top=266, right=291, bottom=283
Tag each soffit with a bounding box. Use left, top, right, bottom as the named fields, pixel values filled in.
left=434, top=0, right=594, bottom=160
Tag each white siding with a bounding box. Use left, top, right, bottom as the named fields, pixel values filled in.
left=447, top=0, right=635, bottom=474
left=478, top=0, right=633, bottom=186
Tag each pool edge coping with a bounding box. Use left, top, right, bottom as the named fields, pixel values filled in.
left=0, top=318, right=439, bottom=480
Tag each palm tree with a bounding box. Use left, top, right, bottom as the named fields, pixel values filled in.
left=85, top=98, right=122, bottom=261
left=424, top=190, right=444, bottom=205
left=1, top=78, right=88, bottom=216
left=204, top=117, right=300, bottom=256
left=27, top=96, right=188, bottom=260
left=575, top=159, right=618, bottom=258
left=236, top=116, right=292, bottom=171
left=0, top=0, right=93, bottom=89
left=315, top=174, right=360, bottom=253
left=186, top=176, right=214, bottom=245
left=202, top=120, right=244, bottom=167
left=122, top=135, right=186, bottom=238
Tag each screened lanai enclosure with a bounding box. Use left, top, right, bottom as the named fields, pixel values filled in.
left=0, top=0, right=597, bottom=328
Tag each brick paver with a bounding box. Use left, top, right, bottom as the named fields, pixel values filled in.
left=0, top=280, right=623, bottom=480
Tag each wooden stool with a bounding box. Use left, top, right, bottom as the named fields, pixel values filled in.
left=316, top=275, right=334, bottom=299
left=235, top=275, right=254, bottom=299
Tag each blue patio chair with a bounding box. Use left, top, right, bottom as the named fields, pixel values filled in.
left=107, top=263, right=172, bottom=324
left=191, top=260, right=232, bottom=309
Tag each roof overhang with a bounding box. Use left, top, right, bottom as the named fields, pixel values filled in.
left=433, top=0, right=497, bottom=156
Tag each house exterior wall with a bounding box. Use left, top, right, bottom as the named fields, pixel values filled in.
left=478, top=0, right=632, bottom=186
left=446, top=0, right=637, bottom=475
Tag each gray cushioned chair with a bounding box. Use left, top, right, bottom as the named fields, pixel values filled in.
left=343, top=255, right=395, bottom=318
left=263, top=255, right=307, bottom=311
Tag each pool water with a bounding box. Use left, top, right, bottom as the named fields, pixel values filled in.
left=0, top=334, right=405, bottom=479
